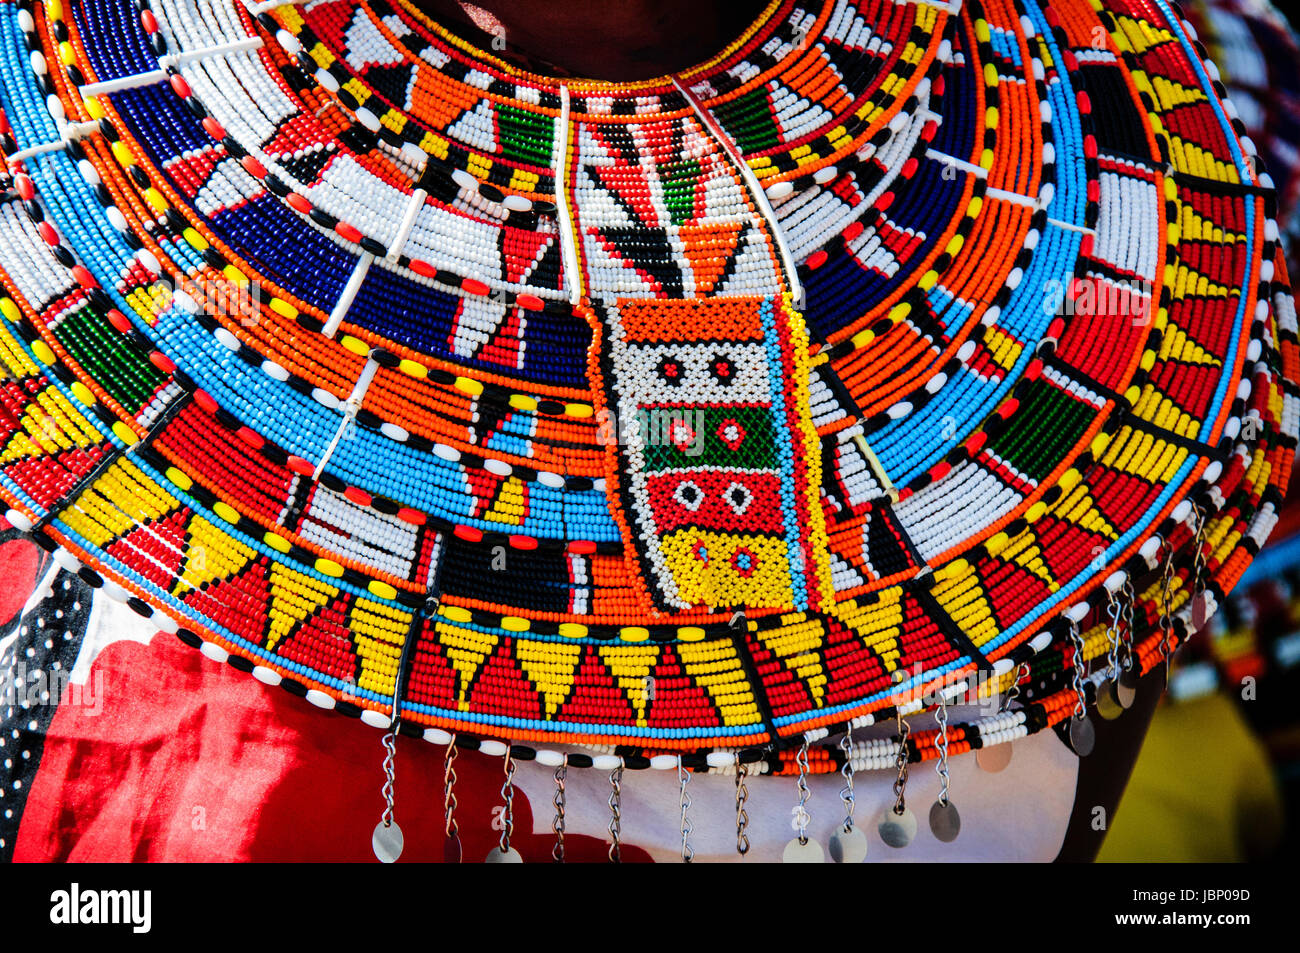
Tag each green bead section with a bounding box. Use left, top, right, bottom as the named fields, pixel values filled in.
left=989, top=378, right=1094, bottom=484
left=53, top=304, right=166, bottom=413
left=496, top=103, right=555, bottom=166
left=710, top=87, right=783, bottom=154
left=640, top=404, right=778, bottom=471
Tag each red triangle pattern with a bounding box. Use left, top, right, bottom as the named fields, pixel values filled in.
left=468, top=641, right=542, bottom=719
left=1034, top=516, right=1112, bottom=583
left=978, top=555, right=1055, bottom=632
left=556, top=646, right=636, bottom=725
left=822, top=615, right=889, bottom=706
left=2, top=443, right=110, bottom=509
left=747, top=637, right=816, bottom=718
left=463, top=465, right=506, bottom=519
left=261, top=113, right=333, bottom=160
left=105, top=508, right=188, bottom=592
left=276, top=594, right=358, bottom=682
left=645, top=644, right=724, bottom=729
left=404, top=618, right=461, bottom=709
left=162, top=144, right=226, bottom=200
left=478, top=306, right=524, bottom=370
left=178, top=557, right=271, bottom=648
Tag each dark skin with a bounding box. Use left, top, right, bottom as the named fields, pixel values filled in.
left=418, top=0, right=1157, bottom=859
left=417, top=0, right=770, bottom=79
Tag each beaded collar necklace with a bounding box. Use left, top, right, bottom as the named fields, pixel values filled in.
left=0, top=0, right=1295, bottom=861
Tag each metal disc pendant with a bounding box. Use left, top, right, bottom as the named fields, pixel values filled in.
left=1096, top=680, right=1125, bottom=720
left=878, top=806, right=917, bottom=848
left=929, top=800, right=961, bottom=843
left=1114, top=674, right=1137, bottom=709
left=443, top=832, right=462, bottom=863
left=1068, top=713, right=1096, bottom=757
left=828, top=825, right=869, bottom=863
left=1120, top=664, right=1141, bottom=691
left=485, top=846, right=523, bottom=863
left=1191, top=592, right=1209, bottom=632
left=976, top=742, right=1013, bottom=773
left=372, top=820, right=404, bottom=863
left=782, top=836, right=825, bottom=863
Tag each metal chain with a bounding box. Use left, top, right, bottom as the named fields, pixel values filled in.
left=734, top=754, right=751, bottom=856
left=678, top=756, right=694, bottom=863
left=498, top=744, right=516, bottom=856
left=1000, top=661, right=1030, bottom=713
left=1068, top=619, right=1088, bottom=718
left=838, top=728, right=856, bottom=833
left=891, top=710, right=910, bottom=816
left=379, top=727, right=397, bottom=829
left=935, top=693, right=951, bottom=807
left=794, top=740, right=812, bottom=845
left=1104, top=588, right=1123, bottom=681
left=1121, top=579, right=1137, bottom=673
left=607, top=759, right=624, bottom=863
left=442, top=734, right=459, bottom=838
left=551, top=755, right=567, bottom=863
left=1159, top=542, right=1177, bottom=680
left=1192, top=504, right=1208, bottom=604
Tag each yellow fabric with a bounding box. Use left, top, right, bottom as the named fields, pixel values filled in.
left=1098, top=693, right=1283, bottom=862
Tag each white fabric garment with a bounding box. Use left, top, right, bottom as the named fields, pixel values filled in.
left=36, top=584, right=1079, bottom=862
left=511, top=718, right=1079, bottom=862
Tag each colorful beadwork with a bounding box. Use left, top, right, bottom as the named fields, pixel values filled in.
left=0, top=0, right=1295, bottom=774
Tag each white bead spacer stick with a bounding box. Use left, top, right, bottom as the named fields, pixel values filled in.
left=78, top=36, right=265, bottom=98
left=313, top=357, right=380, bottom=479
left=322, top=253, right=374, bottom=338
left=385, top=188, right=427, bottom=263
left=5, top=120, right=100, bottom=166
left=984, top=185, right=1038, bottom=207
left=926, top=148, right=987, bottom=179
left=552, top=84, right=583, bottom=306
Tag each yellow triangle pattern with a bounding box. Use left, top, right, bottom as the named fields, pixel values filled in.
left=264, top=562, right=335, bottom=651
left=1150, top=74, right=1207, bottom=109
left=1159, top=320, right=1221, bottom=366
left=1170, top=260, right=1233, bottom=300
left=1164, top=135, right=1240, bottom=184
left=1056, top=484, right=1119, bottom=540
left=483, top=476, right=527, bottom=526
left=1106, top=427, right=1189, bottom=483
left=834, top=588, right=905, bottom=675
left=1177, top=201, right=1245, bottom=245
left=598, top=644, right=660, bottom=727
left=0, top=429, right=46, bottom=463
left=60, top=459, right=178, bottom=548
left=351, top=597, right=411, bottom=696
left=2, top=386, right=102, bottom=462
left=170, top=515, right=257, bottom=596
left=1113, top=16, right=1176, bottom=55
left=436, top=620, right=498, bottom=711
left=0, top=322, right=41, bottom=378
left=676, top=638, right=761, bottom=727
left=755, top=613, right=828, bottom=707
left=1130, top=388, right=1200, bottom=437
left=517, top=638, right=583, bottom=719
left=932, top=568, right=1000, bottom=649
left=1002, top=535, right=1060, bottom=593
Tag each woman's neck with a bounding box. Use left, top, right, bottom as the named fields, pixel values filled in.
left=415, top=0, right=771, bottom=80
